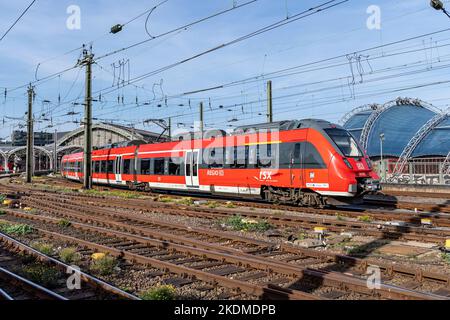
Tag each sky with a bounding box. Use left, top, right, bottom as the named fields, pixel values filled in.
left=1, top=0, right=450, bottom=140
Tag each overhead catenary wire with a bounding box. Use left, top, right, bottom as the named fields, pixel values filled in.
left=0, top=0, right=37, bottom=42
left=96, top=0, right=260, bottom=61
left=5, top=0, right=260, bottom=95
left=94, top=0, right=349, bottom=98
left=44, top=0, right=349, bottom=117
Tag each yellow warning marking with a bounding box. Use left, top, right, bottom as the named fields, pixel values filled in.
left=245, top=140, right=282, bottom=146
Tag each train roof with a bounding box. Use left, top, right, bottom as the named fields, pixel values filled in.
left=233, top=119, right=341, bottom=134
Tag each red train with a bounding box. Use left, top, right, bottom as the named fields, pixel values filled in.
left=0, top=162, right=13, bottom=173
left=61, top=119, right=380, bottom=207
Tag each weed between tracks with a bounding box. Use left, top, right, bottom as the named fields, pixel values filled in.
left=222, top=215, right=272, bottom=232
left=139, top=285, right=176, bottom=300
left=0, top=221, right=34, bottom=235
left=442, top=253, right=450, bottom=264
left=57, top=219, right=72, bottom=228
left=59, top=247, right=81, bottom=264
left=22, top=263, right=61, bottom=288
left=90, top=254, right=117, bottom=276
left=357, top=215, right=373, bottom=222
left=31, top=241, right=55, bottom=255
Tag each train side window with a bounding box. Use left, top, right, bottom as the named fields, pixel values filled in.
left=154, top=158, right=165, bottom=175
left=168, top=158, right=181, bottom=175
left=235, top=146, right=246, bottom=168
left=123, top=159, right=131, bottom=174
left=107, top=160, right=114, bottom=173
left=225, top=147, right=234, bottom=168
left=257, top=144, right=272, bottom=168
left=140, top=159, right=151, bottom=175
left=208, top=148, right=224, bottom=169
left=304, top=142, right=326, bottom=169
left=93, top=161, right=100, bottom=173
left=100, top=161, right=107, bottom=173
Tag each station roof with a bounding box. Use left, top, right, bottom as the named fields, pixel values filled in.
left=342, top=98, right=450, bottom=158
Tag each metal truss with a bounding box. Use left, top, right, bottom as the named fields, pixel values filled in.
left=390, top=111, right=449, bottom=180
left=339, top=104, right=379, bottom=126
left=442, top=151, right=450, bottom=175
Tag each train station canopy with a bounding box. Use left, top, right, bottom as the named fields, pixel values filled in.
left=341, top=98, right=450, bottom=158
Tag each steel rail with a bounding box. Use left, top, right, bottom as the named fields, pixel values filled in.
left=0, top=231, right=140, bottom=300
left=2, top=208, right=447, bottom=300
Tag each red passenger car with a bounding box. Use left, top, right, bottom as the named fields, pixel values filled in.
left=61, top=119, right=380, bottom=207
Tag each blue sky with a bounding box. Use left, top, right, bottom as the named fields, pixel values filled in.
left=1, top=0, right=450, bottom=139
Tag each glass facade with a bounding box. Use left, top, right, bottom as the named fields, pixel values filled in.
left=343, top=104, right=449, bottom=158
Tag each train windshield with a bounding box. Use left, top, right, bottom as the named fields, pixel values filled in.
left=324, top=128, right=363, bottom=157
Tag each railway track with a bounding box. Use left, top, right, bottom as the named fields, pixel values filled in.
left=2, top=193, right=450, bottom=299
left=4, top=178, right=450, bottom=228
left=0, top=231, right=138, bottom=300
left=15, top=189, right=450, bottom=245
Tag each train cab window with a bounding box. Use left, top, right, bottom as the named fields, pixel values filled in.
left=168, top=158, right=181, bottom=175
left=140, top=159, right=151, bottom=175
left=294, top=143, right=301, bottom=159
left=279, top=144, right=293, bottom=167
left=107, top=160, right=114, bottom=173
left=324, top=128, right=362, bottom=157
left=153, top=158, right=165, bottom=175
left=123, top=159, right=132, bottom=175
left=304, top=142, right=326, bottom=169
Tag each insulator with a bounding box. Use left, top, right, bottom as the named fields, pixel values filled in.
left=110, top=24, right=123, bottom=34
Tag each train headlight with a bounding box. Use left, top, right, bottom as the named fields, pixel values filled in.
left=343, top=158, right=353, bottom=169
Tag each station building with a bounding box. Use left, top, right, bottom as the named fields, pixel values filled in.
left=0, top=123, right=165, bottom=173
left=341, top=97, right=450, bottom=184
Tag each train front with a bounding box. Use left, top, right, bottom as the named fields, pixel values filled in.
left=324, top=126, right=381, bottom=197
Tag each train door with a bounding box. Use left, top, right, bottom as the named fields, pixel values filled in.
left=115, top=156, right=122, bottom=183
left=184, top=150, right=199, bottom=188
left=292, top=143, right=304, bottom=188
left=74, top=161, right=79, bottom=179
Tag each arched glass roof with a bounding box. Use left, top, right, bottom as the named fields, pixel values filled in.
left=342, top=99, right=449, bottom=158
left=412, top=116, right=450, bottom=157
left=344, top=111, right=372, bottom=141
left=366, top=105, right=434, bottom=157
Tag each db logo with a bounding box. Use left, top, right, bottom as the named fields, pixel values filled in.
left=356, top=162, right=365, bottom=170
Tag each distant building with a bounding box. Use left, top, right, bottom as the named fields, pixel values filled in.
left=11, top=130, right=55, bottom=147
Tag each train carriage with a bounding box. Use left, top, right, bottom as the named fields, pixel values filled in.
left=61, top=119, right=380, bottom=207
